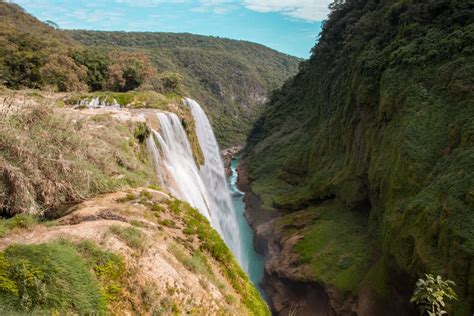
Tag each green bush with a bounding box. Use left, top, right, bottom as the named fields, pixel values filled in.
left=0, top=242, right=105, bottom=314
left=73, top=240, right=126, bottom=303
left=39, top=53, right=88, bottom=92
left=152, top=71, right=184, bottom=95
left=0, top=214, right=38, bottom=237
left=105, top=52, right=155, bottom=92
left=109, top=225, right=145, bottom=249
left=134, top=122, right=150, bottom=143
left=411, top=274, right=457, bottom=316
left=71, top=48, right=110, bottom=91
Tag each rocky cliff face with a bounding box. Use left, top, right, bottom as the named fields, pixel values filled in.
left=243, top=0, right=474, bottom=315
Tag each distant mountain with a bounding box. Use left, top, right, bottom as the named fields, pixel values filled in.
left=0, top=1, right=301, bottom=146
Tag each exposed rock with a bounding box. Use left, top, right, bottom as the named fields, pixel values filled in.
left=221, top=145, right=243, bottom=176
left=237, top=159, right=251, bottom=192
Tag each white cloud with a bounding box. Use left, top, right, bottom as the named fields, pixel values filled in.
left=17, top=0, right=332, bottom=23
left=115, top=0, right=189, bottom=7
left=194, top=0, right=239, bottom=14
left=242, top=0, right=332, bottom=21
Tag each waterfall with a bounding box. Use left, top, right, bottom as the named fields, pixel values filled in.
left=185, top=98, right=241, bottom=261
left=150, top=112, right=213, bottom=222
left=148, top=100, right=241, bottom=262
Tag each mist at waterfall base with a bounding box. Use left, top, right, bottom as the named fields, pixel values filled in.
left=147, top=98, right=264, bottom=293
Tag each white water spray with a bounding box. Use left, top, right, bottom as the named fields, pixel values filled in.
left=148, top=100, right=241, bottom=262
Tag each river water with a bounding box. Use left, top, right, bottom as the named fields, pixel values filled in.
left=227, top=156, right=266, bottom=295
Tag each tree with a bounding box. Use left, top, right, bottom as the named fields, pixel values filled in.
left=411, top=274, right=457, bottom=316
left=1, top=33, right=46, bottom=89
left=72, top=49, right=110, bottom=91
left=106, top=52, right=155, bottom=92
left=39, top=54, right=88, bottom=92
left=150, top=71, right=184, bottom=95
left=44, top=20, right=59, bottom=29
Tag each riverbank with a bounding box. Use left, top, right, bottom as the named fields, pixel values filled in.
left=221, top=145, right=244, bottom=177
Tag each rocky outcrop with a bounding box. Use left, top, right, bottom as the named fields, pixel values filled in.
left=221, top=145, right=243, bottom=176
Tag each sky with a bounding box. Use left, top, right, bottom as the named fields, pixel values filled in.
left=13, top=0, right=333, bottom=58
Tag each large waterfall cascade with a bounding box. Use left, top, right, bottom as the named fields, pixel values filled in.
left=147, top=98, right=242, bottom=263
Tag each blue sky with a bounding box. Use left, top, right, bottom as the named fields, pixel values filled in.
left=14, top=0, right=333, bottom=58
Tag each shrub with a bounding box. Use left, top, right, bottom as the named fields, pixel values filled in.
left=151, top=203, right=164, bottom=213
left=134, top=123, right=150, bottom=143
left=105, top=52, right=155, bottom=92
left=71, top=48, right=110, bottom=91
left=39, top=54, right=88, bottom=92
left=169, top=245, right=211, bottom=277
left=151, top=71, right=183, bottom=95
left=0, top=214, right=38, bottom=237
left=109, top=225, right=145, bottom=249
left=73, top=240, right=126, bottom=303
left=1, top=31, right=46, bottom=89
left=411, top=274, right=457, bottom=316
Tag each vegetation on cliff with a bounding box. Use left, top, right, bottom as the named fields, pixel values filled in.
left=0, top=1, right=301, bottom=146
left=244, top=0, right=473, bottom=314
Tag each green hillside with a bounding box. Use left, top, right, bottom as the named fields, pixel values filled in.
left=68, top=30, right=301, bottom=146
left=0, top=1, right=301, bottom=146
left=244, top=0, right=473, bottom=314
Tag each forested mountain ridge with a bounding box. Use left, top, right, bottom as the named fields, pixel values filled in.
left=243, top=0, right=474, bottom=314
left=68, top=30, right=302, bottom=146
left=0, top=1, right=301, bottom=146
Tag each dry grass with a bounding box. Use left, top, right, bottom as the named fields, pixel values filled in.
left=0, top=90, right=157, bottom=216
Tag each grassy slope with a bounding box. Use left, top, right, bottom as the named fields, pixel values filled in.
left=244, top=0, right=473, bottom=314
left=0, top=2, right=76, bottom=45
